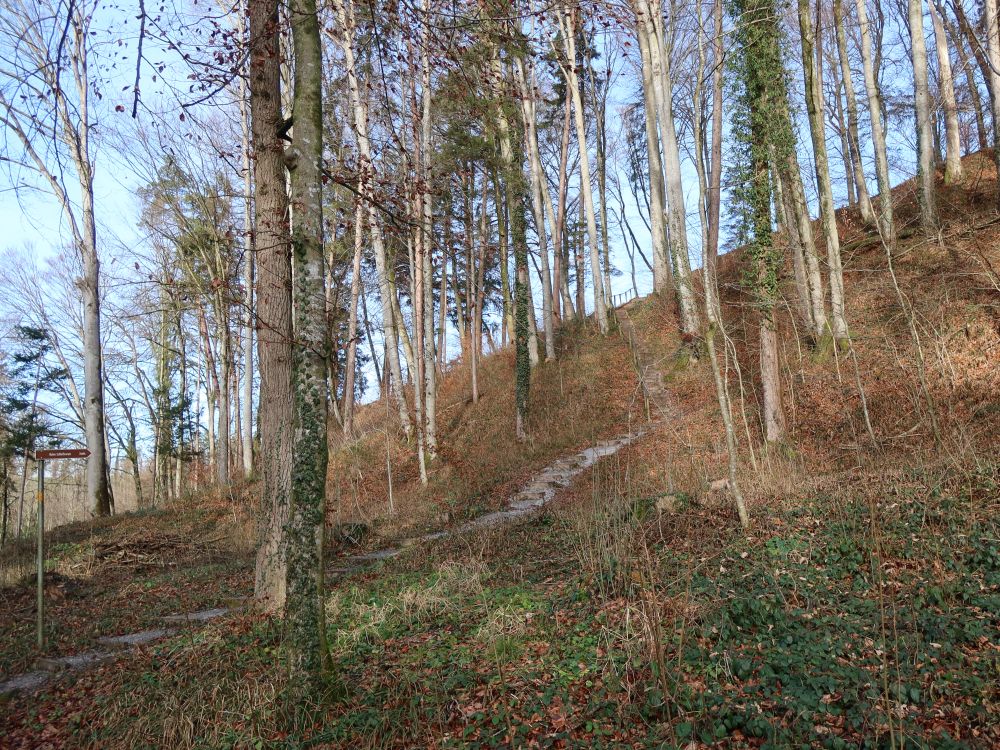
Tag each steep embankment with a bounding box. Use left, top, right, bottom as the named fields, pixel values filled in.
left=1, top=155, right=997, bottom=748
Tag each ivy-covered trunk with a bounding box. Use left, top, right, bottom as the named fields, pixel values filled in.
left=285, top=0, right=329, bottom=687
left=732, top=0, right=788, bottom=444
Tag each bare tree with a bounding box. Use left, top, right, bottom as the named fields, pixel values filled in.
left=0, top=0, right=112, bottom=516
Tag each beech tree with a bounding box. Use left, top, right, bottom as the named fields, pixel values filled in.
left=0, top=0, right=112, bottom=516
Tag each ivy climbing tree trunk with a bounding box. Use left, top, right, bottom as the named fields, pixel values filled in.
left=284, top=0, right=329, bottom=686
left=733, top=0, right=788, bottom=444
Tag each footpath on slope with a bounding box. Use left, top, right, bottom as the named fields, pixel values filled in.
left=1, top=306, right=670, bottom=700
left=334, top=302, right=671, bottom=573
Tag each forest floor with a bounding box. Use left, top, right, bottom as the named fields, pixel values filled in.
left=1, top=155, right=999, bottom=748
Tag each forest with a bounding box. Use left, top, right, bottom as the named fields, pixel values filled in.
left=0, top=0, right=998, bottom=746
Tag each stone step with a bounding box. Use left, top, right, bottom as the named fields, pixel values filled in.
left=0, top=671, right=49, bottom=699
left=97, top=628, right=174, bottom=649
left=36, top=651, right=117, bottom=673
left=162, top=607, right=228, bottom=624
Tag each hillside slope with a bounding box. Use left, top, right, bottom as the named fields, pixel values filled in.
left=1, top=155, right=998, bottom=748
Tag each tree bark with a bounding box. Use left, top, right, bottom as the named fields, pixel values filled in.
left=928, top=0, right=964, bottom=182
left=249, top=0, right=293, bottom=613
left=799, top=0, right=848, bottom=344
left=909, top=0, right=940, bottom=234
left=855, top=0, right=896, bottom=245
left=558, top=4, right=608, bottom=333
left=832, top=0, right=876, bottom=225
left=984, top=0, right=1000, bottom=208
left=285, top=0, right=329, bottom=685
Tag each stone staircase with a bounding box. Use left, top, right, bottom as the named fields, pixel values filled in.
left=0, top=601, right=250, bottom=699
left=614, top=304, right=675, bottom=423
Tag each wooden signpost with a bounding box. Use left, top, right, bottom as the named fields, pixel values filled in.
left=30, top=448, right=90, bottom=649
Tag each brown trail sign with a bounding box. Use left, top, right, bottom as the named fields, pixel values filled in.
left=32, top=448, right=90, bottom=460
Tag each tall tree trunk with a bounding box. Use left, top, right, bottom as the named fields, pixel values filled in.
left=693, top=7, right=749, bottom=527
left=832, top=0, right=876, bottom=225
left=327, top=0, right=412, bottom=437
left=984, top=0, right=1000, bottom=208
left=240, top=77, right=256, bottom=479
left=419, top=3, right=438, bottom=460
left=559, top=4, right=608, bottom=333
left=285, top=0, right=329, bottom=685
left=733, top=0, right=788, bottom=443
left=636, top=27, right=671, bottom=294
left=855, top=0, right=896, bottom=245
left=75, top=66, right=111, bottom=516
left=929, top=0, right=964, bottom=182
left=639, top=0, right=702, bottom=341
left=215, top=285, right=232, bottom=486
left=515, top=58, right=557, bottom=360
left=492, top=54, right=532, bottom=440
left=705, top=0, right=725, bottom=320
left=799, top=0, right=849, bottom=344
left=909, top=0, right=940, bottom=233
left=342, top=195, right=364, bottom=438
left=554, top=91, right=575, bottom=319
left=250, top=0, right=293, bottom=613
left=943, top=13, right=988, bottom=151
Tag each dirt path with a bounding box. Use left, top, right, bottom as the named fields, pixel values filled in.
left=2, top=307, right=669, bottom=701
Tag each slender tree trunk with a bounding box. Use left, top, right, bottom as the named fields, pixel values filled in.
left=832, top=0, right=876, bottom=225
left=693, top=9, right=748, bottom=527
left=929, top=0, right=964, bottom=182
left=342, top=196, right=364, bottom=438
left=855, top=0, right=896, bottom=245
left=640, top=0, right=701, bottom=341
left=984, top=0, right=1000, bottom=208
left=909, top=0, right=940, bottom=233
left=327, top=0, right=412, bottom=437
left=554, top=91, right=575, bottom=319
left=419, top=4, right=438, bottom=460
left=285, top=0, right=329, bottom=685
left=636, top=28, right=671, bottom=293
left=705, top=0, right=725, bottom=319
left=799, top=0, right=849, bottom=344
left=559, top=4, right=608, bottom=333
left=250, top=0, right=293, bottom=613
left=944, top=14, right=988, bottom=151
left=215, top=285, right=232, bottom=486
left=492, top=54, right=532, bottom=440
left=515, top=59, right=556, bottom=360
left=240, top=80, right=256, bottom=479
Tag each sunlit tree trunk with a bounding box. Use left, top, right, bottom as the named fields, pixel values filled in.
left=636, top=27, right=671, bottom=294
left=284, top=0, right=329, bottom=685
left=909, top=0, right=939, bottom=233
left=327, top=0, right=413, bottom=437
left=854, top=0, right=895, bottom=245
left=558, top=4, right=608, bottom=333
left=249, top=0, right=293, bottom=613
left=832, top=0, right=876, bottom=225
left=639, top=0, right=701, bottom=341
left=984, top=0, right=1000, bottom=208
left=928, top=0, right=964, bottom=183
left=798, top=0, right=848, bottom=344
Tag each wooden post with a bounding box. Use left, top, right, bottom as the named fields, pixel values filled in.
left=36, top=459, right=45, bottom=650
